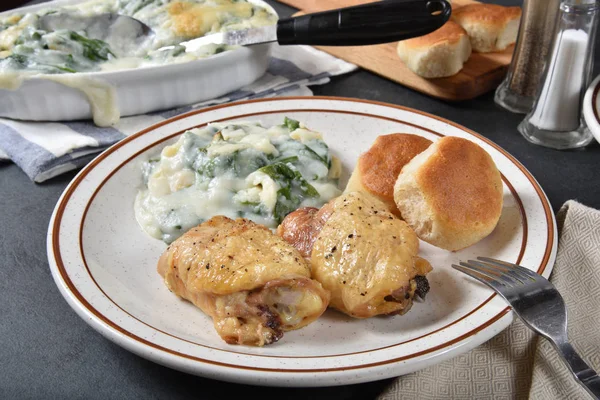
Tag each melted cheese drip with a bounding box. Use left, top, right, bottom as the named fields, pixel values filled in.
left=0, top=71, right=117, bottom=126
left=0, top=71, right=23, bottom=90
left=45, top=75, right=119, bottom=126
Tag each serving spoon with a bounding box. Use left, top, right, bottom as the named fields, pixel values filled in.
left=40, top=0, right=451, bottom=54
left=39, top=12, right=154, bottom=57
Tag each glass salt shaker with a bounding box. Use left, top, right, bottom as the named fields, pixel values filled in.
left=494, top=0, right=561, bottom=114
left=518, top=0, right=598, bottom=150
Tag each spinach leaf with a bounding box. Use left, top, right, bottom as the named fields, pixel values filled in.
left=69, top=32, right=114, bottom=61
left=239, top=151, right=269, bottom=175
left=4, top=54, right=28, bottom=67
left=54, top=65, right=76, bottom=73
left=195, top=151, right=248, bottom=178
left=44, top=54, right=77, bottom=73
left=299, top=144, right=328, bottom=166
left=197, top=158, right=218, bottom=178
left=260, top=162, right=297, bottom=181
left=6, top=51, right=77, bottom=73
left=259, top=162, right=319, bottom=222
left=283, top=117, right=300, bottom=131
left=274, top=156, right=299, bottom=164
left=54, top=54, right=77, bottom=73
left=196, top=149, right=270, bottom=179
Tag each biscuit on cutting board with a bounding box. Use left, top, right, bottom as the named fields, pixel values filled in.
left=396, top=21, right=472, bottom=78
left=345, top=133, right=432, bottom=215
left=452, top=4, right=521, bottom=53
left=393, top=136, right=504, bottom=251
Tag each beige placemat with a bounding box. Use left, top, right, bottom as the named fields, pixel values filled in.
left=378, top=200, right=600, bottom=400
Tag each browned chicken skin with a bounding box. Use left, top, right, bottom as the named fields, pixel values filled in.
left=278, top=192, right=432, bottom=318
left=276, top=202, right=334, bottom=259
left=158, top=216, right=330, bottom=346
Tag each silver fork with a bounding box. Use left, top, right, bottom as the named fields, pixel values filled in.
left=453, top=257, right=600, bottom=399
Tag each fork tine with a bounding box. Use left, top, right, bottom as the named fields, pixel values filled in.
left=452, top=264, right=503, bottom=291
left=471, top=259, right=527, bottom=284
left=460, top=260, right=520, bottom=287
left=477, top=256, right=515, bottom=267
left=477, top=257, right=538, bottom=282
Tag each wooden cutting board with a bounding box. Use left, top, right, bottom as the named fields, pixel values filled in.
left=279, top=0, right=514, bottom=101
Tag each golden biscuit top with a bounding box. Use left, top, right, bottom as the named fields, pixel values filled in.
left=415, top=136, right=503, bottom=229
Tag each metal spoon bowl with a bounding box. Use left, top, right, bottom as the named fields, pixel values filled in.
left=39, top=12, right=154, bottom=57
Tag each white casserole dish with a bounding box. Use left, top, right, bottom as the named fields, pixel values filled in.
left=0, top=0, right=276, bottom=125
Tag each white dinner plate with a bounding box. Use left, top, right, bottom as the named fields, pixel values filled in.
left=47, top=97, right=557, bottom=387
left=584, top=74, right=600, bottom=144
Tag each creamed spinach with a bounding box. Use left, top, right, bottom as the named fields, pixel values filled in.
left=135, top=118, right=342, bottom=243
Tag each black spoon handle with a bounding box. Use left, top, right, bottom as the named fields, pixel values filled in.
left=1, top=0, right=31, bottom=12
left=276, top=0, right=452, bottom=46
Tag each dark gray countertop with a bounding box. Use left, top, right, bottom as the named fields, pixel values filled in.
left=1, top=1, right=599, bottom=399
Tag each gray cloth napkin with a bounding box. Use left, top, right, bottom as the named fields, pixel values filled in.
left=0, top=44, right=356, bottom=182
left=379, top=200, right=600, bottom=400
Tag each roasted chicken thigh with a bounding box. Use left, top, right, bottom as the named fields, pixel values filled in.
left=278, top=192, right=432, bottom=318
left=158, top=216, right=330, bottom=346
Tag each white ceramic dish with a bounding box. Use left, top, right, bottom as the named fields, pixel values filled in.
left=47, top=97, right=557, bottom=387
left=0, top=0, right=275, bottom=124
left=583, top=74, right=600, bottom=144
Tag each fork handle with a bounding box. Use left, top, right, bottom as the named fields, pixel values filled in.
left=555, top=341, right=600, bottom=399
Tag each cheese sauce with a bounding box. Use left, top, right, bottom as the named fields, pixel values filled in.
left=0, top=0, right=276, bottom=75
left=45, top=74, right=119, bottom=126
left=135, top=119, right=342, bottom=244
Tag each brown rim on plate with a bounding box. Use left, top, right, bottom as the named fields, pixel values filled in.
left=76, top=109, right=529, bottom=358
left=51, top=96, right=555, bottom=372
